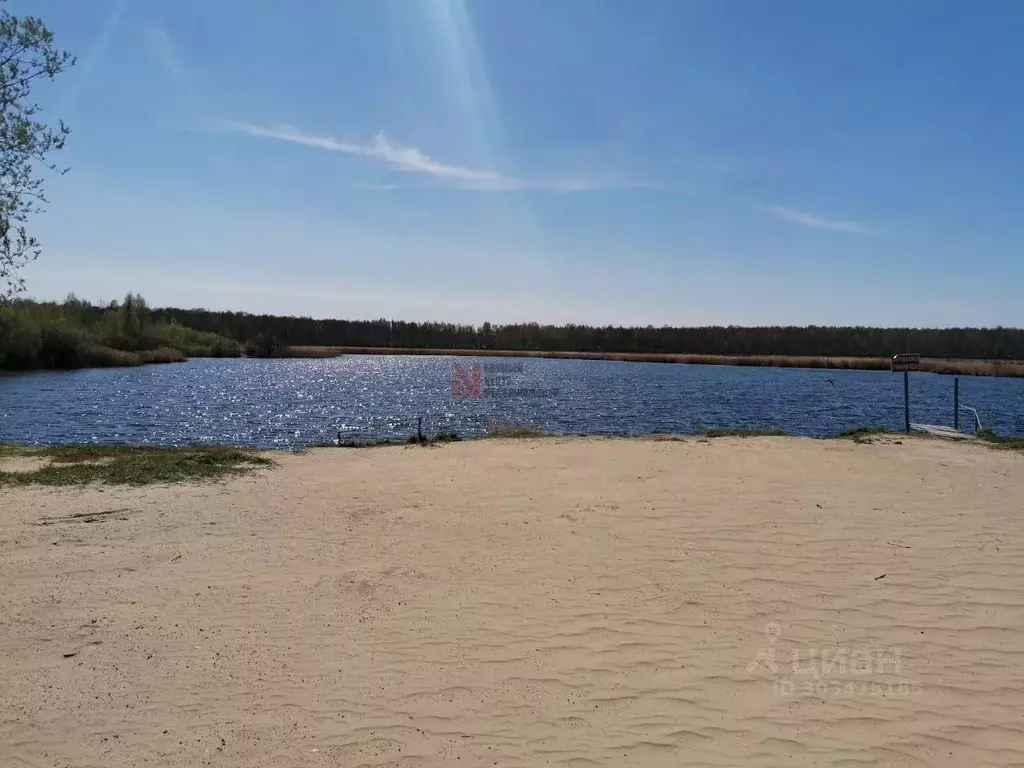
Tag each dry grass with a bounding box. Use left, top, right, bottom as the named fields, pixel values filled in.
left=136, top=347, right=188, bottom=364
left=78, top=346, right=187, bottom=367
left=484, top=425, right=554, bottom=439
left=697, top=427, right=790, bottom=438
left=922, top=358, right=1024, bottom=376
left=977, top=429, right=1024, bottom=451
left=84, top=346, right=144, bottom=367
left=274, top=347, right=1024, bottom=377
left=274, top=346, right=349, bottom=358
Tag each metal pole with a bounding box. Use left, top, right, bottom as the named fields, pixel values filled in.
left=904, top=370, right=910, bottom=434
left=954, top=377, right=959, bottom=431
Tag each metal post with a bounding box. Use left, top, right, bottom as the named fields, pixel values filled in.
left=904, top=370, right=910, bottom=434
left=953, top=378, right=959, bottom=431
left=417, top=417, right=423, bottom=442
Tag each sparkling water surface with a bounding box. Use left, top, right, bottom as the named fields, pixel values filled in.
left=1, top=356, right=1021, bottom=447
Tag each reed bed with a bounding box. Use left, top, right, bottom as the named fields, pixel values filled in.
left=275, top=347, right=1024, bottom=377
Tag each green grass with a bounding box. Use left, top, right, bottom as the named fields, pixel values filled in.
left=0, top=443, right=25, bottom=459
left=0, top=443, right=274, bottom=486
left=696, top=428, right=789, bottom=438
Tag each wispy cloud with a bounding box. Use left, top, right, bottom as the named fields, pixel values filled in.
left=761, top=204, right=872, bottom=235
left=143, top=26, right=187, bottom=84
left=56, top=0, right=128, bottom=115
left=220, top=121, right=610, bottom=193
left=352, top=183, right=400, bottom=191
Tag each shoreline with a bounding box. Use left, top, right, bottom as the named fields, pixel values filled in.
left=6, top=347, right=1023, bottom=378
left=4, top=431, right=1022, bottom=486
left=276, top=345, right=1024, bottom=377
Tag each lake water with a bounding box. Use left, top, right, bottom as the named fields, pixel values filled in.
left=1, top=356, right=1023, bottom=447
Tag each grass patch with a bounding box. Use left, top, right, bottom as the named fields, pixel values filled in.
left=836, top=427, right=892, bottom=444
left=834, top=426, right=893, bottom=444
left=0, top=443, right=273, bottom=487
left=696, top=428, right=789, bottom=438
left=407, top=430, right=464, bottom=445
left=0, top=442, right=26, bottom=458
left=331, top=438, right=397, bottom=448
left=328, top=430, right=464, bottom=448
left=484, top=425, right=554, bottom=439
left=835, top=427, right=890, bottom=439
left=976, top=429, right=1024, bottom=451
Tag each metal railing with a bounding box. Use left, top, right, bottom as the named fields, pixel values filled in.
left=960, top=404, right=983, bottom=433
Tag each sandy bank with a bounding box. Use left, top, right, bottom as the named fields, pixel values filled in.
left=2, top=436, right=1023, bottom=766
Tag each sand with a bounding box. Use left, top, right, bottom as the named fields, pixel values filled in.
left=2, top=435, right=1023, bottom=767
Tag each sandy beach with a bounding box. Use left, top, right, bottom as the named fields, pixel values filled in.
left=2, top=435, right=1023, bottom=766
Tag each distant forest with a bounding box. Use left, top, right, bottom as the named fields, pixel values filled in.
left=4, top=296, right=1023, bottom=372
left=154, top=306, right=1024, bottom=361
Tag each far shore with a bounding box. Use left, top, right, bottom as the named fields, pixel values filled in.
left=275, top=345, right=1024, bottom=377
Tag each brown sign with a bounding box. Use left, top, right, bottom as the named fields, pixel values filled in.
left=891, top=353, right=920, bottom=372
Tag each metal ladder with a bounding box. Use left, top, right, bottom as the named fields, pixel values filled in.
left=960, top=404, right=983, bottom=433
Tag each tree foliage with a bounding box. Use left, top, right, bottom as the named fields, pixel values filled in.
left=0, top=294, right=241, bottom=370
left=154, top=307, right=1024, bottom=361
left=4, top=295, right=1023, bottom=371
left=0, top=2, right=74, bottom=299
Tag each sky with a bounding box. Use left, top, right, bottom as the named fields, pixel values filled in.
left=12, top=0, right=1024, bottom=326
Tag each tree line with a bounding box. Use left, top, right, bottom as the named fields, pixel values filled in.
left=1, top=295, right=240, bottom=370
left=155, top=306, right=1024, bottom=360
left=4, top=296, right=1022, bottom=371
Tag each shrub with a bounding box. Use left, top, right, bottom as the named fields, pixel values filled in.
left=0, top=295, right=242, bottom=371
left=38, top=324, right=89, bottom=369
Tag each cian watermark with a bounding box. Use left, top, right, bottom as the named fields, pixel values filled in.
left=451, top=361, right=558, bottom=399
left=747, top=623, right=920, bottom=698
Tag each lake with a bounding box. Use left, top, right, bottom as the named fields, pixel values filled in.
left=1, top=356, right=1023, bottom=447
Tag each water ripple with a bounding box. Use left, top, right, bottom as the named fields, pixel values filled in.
left=0, top=356, right=1022, bottom=447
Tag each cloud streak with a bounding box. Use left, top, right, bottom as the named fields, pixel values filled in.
left=762, top=204, right=872, bottom=235
left=220, top=123, right=872, bottom=232
left=221, top=121, right=605, bottom=193
left=56, top=0, right=128, bottom=115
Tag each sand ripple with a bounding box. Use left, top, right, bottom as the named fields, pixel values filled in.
left=2, top=436, right=1023, bottom=766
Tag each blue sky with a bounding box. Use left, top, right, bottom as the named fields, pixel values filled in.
left=14, top=0, right=1024, bottom=326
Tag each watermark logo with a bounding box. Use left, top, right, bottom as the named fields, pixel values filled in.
left=747, top=623, right=919, bottom=698
left=452, top=363, right=483, bottom=398
left=451, top=361, right=558, bottom=400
